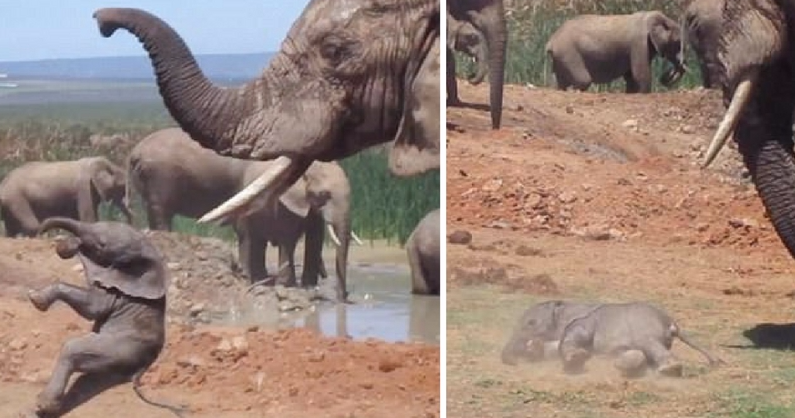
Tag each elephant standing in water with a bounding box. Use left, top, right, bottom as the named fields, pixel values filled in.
left=448, top=0, right=507, bottom=129
left=128, top=128, right=356, bottom=301
left=0, top=157, right=132, bottom=237
left=94, top=1, right=440, bottom=229
left=688, top=0, right=795, bottom=262
left=26, top=218, right=183, bottom=417
left=545, top=11, right=687, bottom=93
left=406, top=209, right=440, bottom=295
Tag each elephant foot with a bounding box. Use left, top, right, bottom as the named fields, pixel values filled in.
left=657, top=360, right=684, bottom=378
left=34, top=391, right=62, bottom=417
left=28, top=286, right=57, bottom=312
left=614, top=350, right=648, bottom=379
left=562, top=348, right=589, bottom=374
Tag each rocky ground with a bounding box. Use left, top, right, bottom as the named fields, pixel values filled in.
left=447, top=82, right=795, bottom=417
left=0, top=232, right=439, bottom=417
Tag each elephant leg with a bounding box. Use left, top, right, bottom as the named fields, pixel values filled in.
left=38, top=372, right=129, bottom=418
left=236, top=226, right=267, bottom=283
left=36, top=333, right=133, bottom=416
left=407, top=242, right=429, bottom=295
left=613, top=349, right=649, bottom=378
left=558, top=321, right=594, bottom=374
left=277, top=241, right=297, bottom=287
left=145, top=204, right=171, bottom=231
left=446, top=47, right=463, bottom=106
left=624, top=73, right=641, bottom=94
left=28, top=282, right=102, bottom=321
left=642, top=339, right=682, bottom=377
left=301, top=214, right=324, bottom=287
left=628, top=55, right=652, bottom=93
left=3, top=201, right=39, bottom=237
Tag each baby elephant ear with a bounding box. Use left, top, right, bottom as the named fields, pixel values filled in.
left=389, top=20, right=440, bottom=177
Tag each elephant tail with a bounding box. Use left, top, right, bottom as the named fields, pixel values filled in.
left=132, top=368, right=188, bottom=417
left=672, top=323, right=725, bottom=367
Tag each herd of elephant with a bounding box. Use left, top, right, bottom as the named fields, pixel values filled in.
left=0, top=128, right=441, bottom=302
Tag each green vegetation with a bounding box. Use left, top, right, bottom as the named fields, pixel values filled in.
left=0, top=100, right=439, bottom=244
left=455, top=0, right=704, bottom=92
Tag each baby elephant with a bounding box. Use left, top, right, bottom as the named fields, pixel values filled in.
left=26, top=217, right=184, bottom=417
left=559, top=302, right=724, bottom=377
left=501, top=300, right=600, bottom=365
left=406, top=209, right=440, bottom=295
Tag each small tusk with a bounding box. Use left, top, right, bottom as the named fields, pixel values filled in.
left=702, top=74, right=756, bottom=168
left=351, top=231, right=364, bottom=246
left=277, top=261, right=289, bottom=273
left=199, top=156, right=292, bottom=223
left=327, top=224, right=342, bottom=246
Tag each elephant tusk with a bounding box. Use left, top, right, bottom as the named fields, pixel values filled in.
left=327, top=224, right=342, bottom=246
left=702, top=74, right=756, bottom=168
left=351, top=231, right=364, bottom=246
left=199, top=156, right=292, bottom=223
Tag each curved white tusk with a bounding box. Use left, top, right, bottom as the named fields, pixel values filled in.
left=327, top=224, right=342, bottom=246
left=199, top=156, right=292, bottom=223
left=702, top=75, right=756, bottom=168
left=351, top=230, right=364, bottom=246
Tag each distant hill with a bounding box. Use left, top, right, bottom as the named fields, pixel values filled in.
left=0, top=52, right=275, bottom=83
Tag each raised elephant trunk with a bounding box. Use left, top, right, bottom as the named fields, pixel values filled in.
left=38, top=217, right=87, bottom=237
left=93, top=8, right=263, bottom=154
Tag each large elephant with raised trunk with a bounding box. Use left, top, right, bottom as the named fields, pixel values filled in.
left=448, top=0, right=507, bottom=130
left=688, top=0, right=795, bottom=263
left=545, top=11, right=687, bottom=93
left=0, top=157, right=132, bottom=237
left=93, top=2, right=440, bottom=228
left=128, top=128, right=355, bottom=301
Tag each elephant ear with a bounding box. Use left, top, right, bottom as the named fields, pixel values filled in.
left=277, top=175, right=311, bottom=218
left=647, top=12, right=672, bottom=55
left=89, top=159, right=116, bottom=201
left=389, top=17, right=440, bottom=177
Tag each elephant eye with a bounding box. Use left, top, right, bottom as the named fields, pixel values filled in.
left=320, top=35, right=350, bottom=66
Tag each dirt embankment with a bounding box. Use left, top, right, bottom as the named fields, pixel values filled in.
left=0, top=232, right=439, bottom=417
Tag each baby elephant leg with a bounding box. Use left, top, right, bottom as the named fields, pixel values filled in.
left=28, top=282, right=100, bottom=320
left=613, top=349, right=649, bottom=378
left=36, top=333, right=134, bottom=417
left=559, top=323, right=593, bottom=374
left=642, top=339, right=683, bottom=377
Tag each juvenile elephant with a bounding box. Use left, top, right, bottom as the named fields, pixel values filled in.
left=0, top=157, right=132, bottom=237
left=545, top=11, right=687, bottom=93
left=128, top=128, right=355, bottom=301
left=500, top=300, right=599, bottom=365
left=448, top=0, right=507, bottom=129
left=95, top=3, right=440, bottom=227
left=558, top=302, right=723, bottom=377
left=448, top=15, right=489, bottom=87
left=406, top=208, right=440, bottom=295
left=685, top=0, right=795, bottom=264
left=26, top=217, right=183, bottom=417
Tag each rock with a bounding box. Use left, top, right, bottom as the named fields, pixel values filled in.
left=680, top=125, right=695, bottom=134
left=177, top=355, right=206, bottom=368
left=167, top=262, right=181, bottom=270
left=189, top=303, right=205, bottom=317
left=729, top=218, right=758, bottom=228
left=558, top=191, right=577, bottom=204
left=231, top=336, right=249, bottom=354
left=481, top=178, right=503, bottom=192
left=447, top=230, right=472, bottom=245
left=8, top=338, right=27, bottom=351
left=216, top=338, right=234, bottom=352
left=515, top=245, right=542, bottom=257
left=622, top=119, right=638, bottom=130
left=525, top=193, right=543, bottom=209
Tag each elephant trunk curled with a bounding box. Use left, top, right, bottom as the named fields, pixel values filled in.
left=92, top=8, right=261, bottom=155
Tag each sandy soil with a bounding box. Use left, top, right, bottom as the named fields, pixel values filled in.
left=0, top=234, right=439, bottom=417
left=446, top=82, right=795, bottom=417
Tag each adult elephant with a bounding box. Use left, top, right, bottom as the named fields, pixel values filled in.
left=448, top=16, right=488, bottom=86
left=128, top=128, right=357, bottom=301
left=448, top=0, right=507, bottom=129
left=93, top=2, right=440, bottom=227
left=405, top=208, right=440, bottom=295
left=0, top=157, right=132, bottom=237
left=689, top=0, right=795, bottom=261
left=545, top=11, right=687, bottom=93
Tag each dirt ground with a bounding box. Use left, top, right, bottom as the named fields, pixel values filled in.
left=0, top=233, right=439, bottom=417
left=447, top=82, right=795, bottom=417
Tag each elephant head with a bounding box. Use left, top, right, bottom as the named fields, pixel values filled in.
left=449, top=18, right=488, bottom=85
left=689, top=0, right=795, bottom=259
left=277, top=161, right=352, bottom=302
left=449, top=0, right=507, bottom=130
left=38, top=217, right=167, bottom=300
left=79, top=157, right=133, bottom=224
left=644, top=11, right=687, bottom=87
left=93, top=4, right=440, bottom=225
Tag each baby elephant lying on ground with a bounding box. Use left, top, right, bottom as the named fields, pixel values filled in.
left=501, top=300, right=723, bottom=377
left=558, top=302, right=724, bottom=377
left=25, top=217, right=184, bottom=417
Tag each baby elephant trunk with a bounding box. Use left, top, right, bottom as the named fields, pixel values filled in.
left=38, top=217, right=90, bottom=237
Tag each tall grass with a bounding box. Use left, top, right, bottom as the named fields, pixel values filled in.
left=455, top=0, right=703, bottom=91
left=0, top=101, right=439, bottom=244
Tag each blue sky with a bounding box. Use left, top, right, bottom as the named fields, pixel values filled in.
left=0, top=1, right=309, bottom=61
